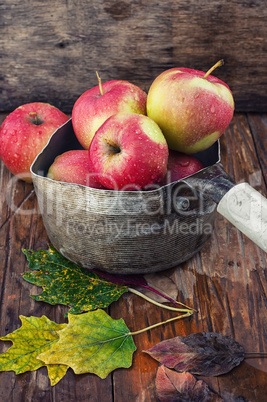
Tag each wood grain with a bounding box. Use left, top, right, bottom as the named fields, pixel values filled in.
left=247, top=113, right=267, bottom=188
left=0, top=113, right=266, bottom=401
left=0, top=1, right=266, bottom=113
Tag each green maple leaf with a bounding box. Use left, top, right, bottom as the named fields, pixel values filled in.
left=0, top=315, right=68, bottom=386
left=37, top=309, right=136, bottom=379
left=22, top=247, right=128, bottom=314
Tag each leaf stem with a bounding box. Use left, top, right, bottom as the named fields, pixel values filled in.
left=245, top=352, right=267, bottom=358
left=139, top=284, right=197, bottom=311
left=203, top=59, right=224, bottom=79
left=129, top=311, right=193, bottom=336
left=96, top=71, right=104, bottom=95
left=141, top=285, right=178, bottom=307
left=128, top=287, right=193, bottom=313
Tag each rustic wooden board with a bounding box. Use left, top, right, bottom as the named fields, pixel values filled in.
left=0, top=113, right=266, bottom=401
left=111, top=118, right=267, bottom=401
left=247, top=113, right=267, bottom=188
left=0, top=113, right=114, bottom=401
left=0, top=1, right=266, bottom=113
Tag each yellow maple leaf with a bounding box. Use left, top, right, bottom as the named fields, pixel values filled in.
left=0, top=315, right=67, bottom=386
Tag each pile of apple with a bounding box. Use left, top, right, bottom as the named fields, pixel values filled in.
left=0, top=60, right=234, bottom=189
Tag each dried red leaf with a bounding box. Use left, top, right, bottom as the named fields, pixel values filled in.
left=144, top=332, right=245, bottom=377
left=89, top=269, right=179, bottom=306
left=89, top=269, right=148, bottom=287
left=156, top=365, right=223, bottom=401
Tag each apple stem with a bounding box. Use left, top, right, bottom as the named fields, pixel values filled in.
left=203, top=59, right=224, bottom=79
left=29, top=112, right=38, bottom=124
left=96, top=71, right=104, bottom=95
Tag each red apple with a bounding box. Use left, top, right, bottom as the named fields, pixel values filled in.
left=161, top=150, right=205, bottom=185
left=0, top=102, right=69, bottom=182
left=147, top=60, right=234, bottom=154
left=47, top=150, right=105, bottom=188
left=72, top=78, right=147, bottom=149
left=89, top=112, right=169, bottom=190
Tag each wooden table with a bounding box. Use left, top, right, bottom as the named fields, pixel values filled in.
left=0, top=112, right=266, bottom=401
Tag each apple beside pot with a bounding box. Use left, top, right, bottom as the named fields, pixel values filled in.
left=0, top=103, right=69, bottom=182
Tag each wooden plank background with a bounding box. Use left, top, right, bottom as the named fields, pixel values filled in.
left=0, top=0, right=266, bottom=113
left=0, top=112, right=267, bottom=400
left=0, top=1, right=267, bottom=400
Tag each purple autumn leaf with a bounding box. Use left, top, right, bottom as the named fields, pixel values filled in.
left=156, top=365, right=223, bottom=402
left=90, top=269, right=148, bottom=287
left=144, top=332, right=245, bottom=377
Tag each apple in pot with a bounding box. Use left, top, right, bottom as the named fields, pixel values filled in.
left=161, top=150, right=205, bottom=185
left=147, top=60, right=235, bottom=154
left=0, top=102, right=69, bottom=182
left=47, top=150, right=106, bottom=188
left=72, top=75, right=147, bottom=149
left=89, top=112, right=169, bottom=190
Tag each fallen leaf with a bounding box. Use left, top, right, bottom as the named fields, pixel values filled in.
left=0, top=315, right=67, bottom=385
left=47, top=364, right=68, bottom=386
left=141, top=273, right=178, bottom=304
left=90, top=268, right=148, bottom=287
left=144, top=332, right=245, bottom=376
left=37, top=309, right=136, bottom=379
left=22, top=247, right=128, bottom=314
left=91, top=268, right=179, bottom=306
left=156, top=365, right=223, bottom=401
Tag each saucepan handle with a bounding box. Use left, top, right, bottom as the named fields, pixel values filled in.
left=217, top=182, right=267, bottom=252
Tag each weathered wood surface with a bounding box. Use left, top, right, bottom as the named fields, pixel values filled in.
left=0, top=112, right=266, bottom=401
left=0, top=0, right=266, bottom=113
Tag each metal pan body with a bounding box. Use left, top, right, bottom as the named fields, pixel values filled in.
left=31, top=119, right=220, bottom=274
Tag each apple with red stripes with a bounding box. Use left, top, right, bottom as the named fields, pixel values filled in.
left=48, top=150, right=105, bottom=188
left=161, top=150, right=205, bottom=185
left=147, top=60, right=234, bottom=154
left=0, top=102, right=69, bottom=182
left=89, top=113, right=169, bottom=191
left=72, top=75, right=147, bottom=150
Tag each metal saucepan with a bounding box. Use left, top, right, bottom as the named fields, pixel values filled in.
left=31, top=119, right=267, bottom=274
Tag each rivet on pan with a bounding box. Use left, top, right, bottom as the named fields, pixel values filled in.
left=176, top=197, right=190, bottom=211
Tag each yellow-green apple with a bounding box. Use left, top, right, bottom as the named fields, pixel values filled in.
left=47, top=150, right=106, bottom=188
left=0, top=102, right=69, bottom=182
left=161, top=150, right=205, bottom=185
left=147, top=60, right=235, bottom=154
left=72, top=77, right=147, bottom=149
left=89, top=112, right=168, bottom=190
